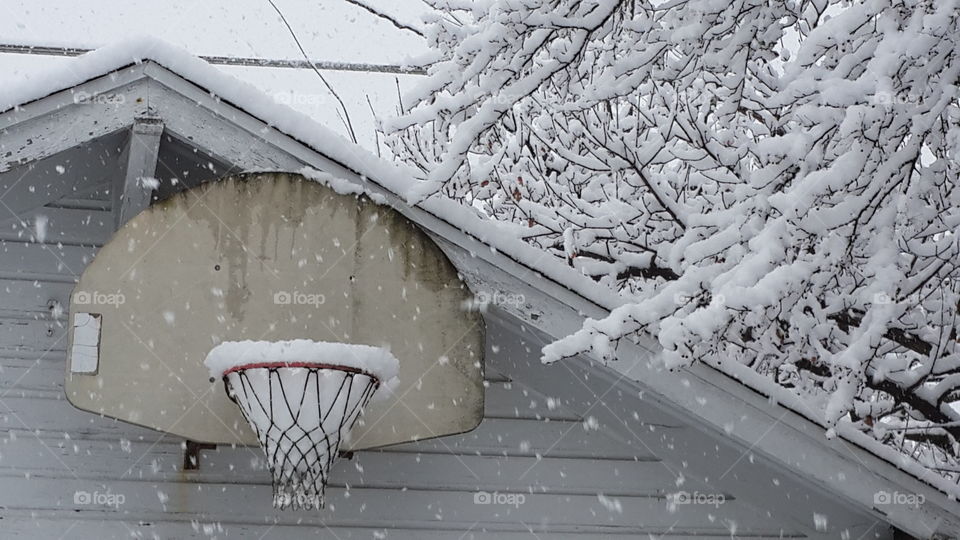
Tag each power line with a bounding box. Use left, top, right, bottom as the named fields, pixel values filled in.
left=0, top=43, right=427, bottom=75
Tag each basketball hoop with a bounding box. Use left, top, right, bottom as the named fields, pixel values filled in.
left=205, top=341, right=399, bottom=509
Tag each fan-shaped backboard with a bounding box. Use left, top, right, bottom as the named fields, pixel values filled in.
left=65, top=172, right=484, bottom=450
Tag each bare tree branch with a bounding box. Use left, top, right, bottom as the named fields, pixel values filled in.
left=265, top=0, right=358, bottom=144
left=342, top=0, right=426, bottom=37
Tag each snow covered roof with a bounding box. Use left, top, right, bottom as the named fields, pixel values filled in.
left=3, top=37, right=959, bottom=536
left=2, top=37, right=604, bottom=286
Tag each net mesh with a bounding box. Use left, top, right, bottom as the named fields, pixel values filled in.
left=223, top=364, right=379, bottom=510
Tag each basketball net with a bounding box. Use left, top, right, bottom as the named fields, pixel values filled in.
left=222, top=362, right=380, bottom=509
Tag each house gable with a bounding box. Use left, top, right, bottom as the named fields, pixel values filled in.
left=0, top=44, right=955, bottom=537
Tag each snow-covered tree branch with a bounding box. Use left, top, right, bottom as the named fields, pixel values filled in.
left=386, top=0, right=960, bottom=480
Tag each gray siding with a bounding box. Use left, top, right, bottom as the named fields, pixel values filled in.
left=0, top=190, right=801, bottom=539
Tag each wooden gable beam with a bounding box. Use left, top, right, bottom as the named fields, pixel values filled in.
left=114, top=117, right=163, bottom=228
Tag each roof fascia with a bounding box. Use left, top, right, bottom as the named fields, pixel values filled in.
left=0, top=65, right=148, bottom=172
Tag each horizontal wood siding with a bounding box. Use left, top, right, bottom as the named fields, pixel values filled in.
left=0, top=216, right=801, bottom=539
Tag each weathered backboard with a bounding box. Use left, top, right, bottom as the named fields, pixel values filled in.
left=65, top=172, right=484, bottom=450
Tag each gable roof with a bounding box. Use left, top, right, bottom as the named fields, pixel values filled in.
left=2, top=37, right=959, bottom=537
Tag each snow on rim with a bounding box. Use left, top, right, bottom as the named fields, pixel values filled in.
left=204, top=339, right=400, bottom=386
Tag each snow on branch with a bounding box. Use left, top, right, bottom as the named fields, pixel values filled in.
left=385, top=0, right=960, bottom=488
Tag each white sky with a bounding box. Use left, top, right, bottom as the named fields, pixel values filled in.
left=0, top=0, right=432, bottom=150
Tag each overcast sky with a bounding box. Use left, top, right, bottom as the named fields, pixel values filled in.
left=0, top=0, right=431, bottom=149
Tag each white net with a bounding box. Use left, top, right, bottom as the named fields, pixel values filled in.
left=223, top=364, right=379, bottom=509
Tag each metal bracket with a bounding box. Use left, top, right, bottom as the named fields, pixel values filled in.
left=183, top=440, right=216, bottom=471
